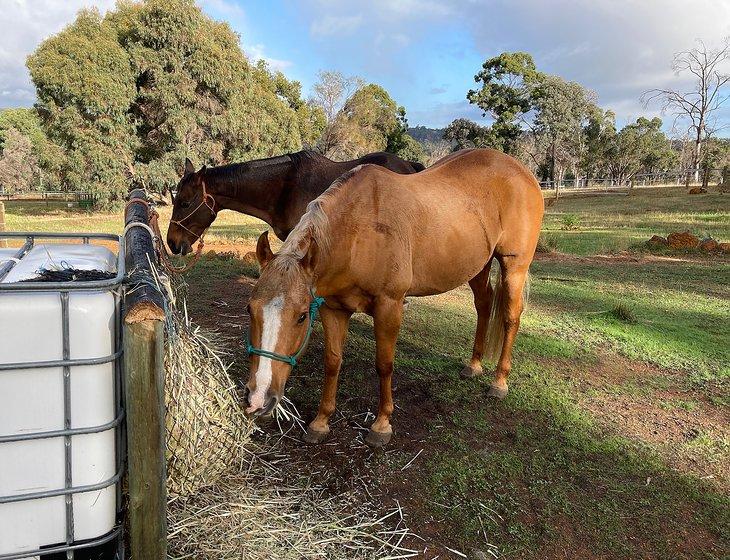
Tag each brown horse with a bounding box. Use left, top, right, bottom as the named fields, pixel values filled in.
left=244, top=148, right=544, bottom=447
left=166, top=150, right=424, bottom=254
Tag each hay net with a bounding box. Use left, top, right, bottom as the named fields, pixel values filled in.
left=148, top=265, right=253, bottom=498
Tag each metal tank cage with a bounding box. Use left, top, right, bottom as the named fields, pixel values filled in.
left=0, top=232, right=126, bottom=560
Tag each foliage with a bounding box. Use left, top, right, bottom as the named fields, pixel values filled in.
left=560, top=213, right=580, bottom=230
left=601, top=117, right=677, bottom=184
left=26, top=0, right=319, bottom=203
left=388, top=133, right=426, bottom=163
left=443, top=118, right=496, bottom=150
left=27, top=8, right=137, bottom=204
left=467, top=51, right=539, bottom=154
left=465, top=52, right=680, bottom=187
left=530, top=75, right=599, bottom=183
left=0, top=108, right=63, bottom=190
left=312, top=81, right=411, bottom=160
left=0, top=128, right=41, bottom=194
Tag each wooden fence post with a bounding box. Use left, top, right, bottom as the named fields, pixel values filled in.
left=123, top=189, right=167, bottom=559
left=0, top=201, right=6, bottom=248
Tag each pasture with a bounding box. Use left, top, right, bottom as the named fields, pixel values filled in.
left=4, top=186, right=729, bottom=559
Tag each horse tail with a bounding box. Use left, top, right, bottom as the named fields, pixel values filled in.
left=484, top=261, right=530, bottom=363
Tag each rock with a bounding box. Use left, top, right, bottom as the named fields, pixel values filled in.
left=666, top=231, right=700, bottom=249
left=647, top=235, right=668, bottom=247
left=699, top=238, right=719, bottom=252
left=688, top=187, right=707, bottom=194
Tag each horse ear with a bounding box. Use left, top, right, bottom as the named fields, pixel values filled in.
left=184, top=157, right=195, bottom=175
left=298, top=236, right=318, bottom=274
left=199, top=164, right=207, bottom=174
left=256, top=231, right=275, bottom=269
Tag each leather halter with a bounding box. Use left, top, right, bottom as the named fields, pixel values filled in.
left=170, top=181, right=217, bottom=242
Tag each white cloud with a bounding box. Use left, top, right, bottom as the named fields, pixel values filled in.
left=0, top=0, right=116, bottom=108
left=310, top=14, right=363, bottom=37
left=244, top=42, right=293, bottom=71
left=198, top=0, right=244, bottom=17
left=462, top=0, right=730, bottom=126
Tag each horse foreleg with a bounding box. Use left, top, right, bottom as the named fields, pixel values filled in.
left=489, top=260, right=529, bottom=399
left=460, top=260, right=494, bottom=379
left=366, top=297, right=404, bottom=447
left=303, top=305, right=352, bottom=444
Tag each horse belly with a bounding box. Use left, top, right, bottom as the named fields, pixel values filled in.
left=407, top=219, right=494, bottom=296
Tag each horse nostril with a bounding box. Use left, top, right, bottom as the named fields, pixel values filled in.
left=256, top=396, right=278, bottom=417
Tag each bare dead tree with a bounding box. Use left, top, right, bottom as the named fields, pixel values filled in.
left=642, top=38, right=729, bottom=185
left=310, top=71, right=363, bottom=157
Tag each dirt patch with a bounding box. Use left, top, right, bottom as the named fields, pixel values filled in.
left=553, top=352, right=730, bottom=490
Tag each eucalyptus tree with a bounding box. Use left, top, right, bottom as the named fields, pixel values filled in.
left=467, top=52, right=539, bottom=154
left=27, top=0, right=320, bottom=203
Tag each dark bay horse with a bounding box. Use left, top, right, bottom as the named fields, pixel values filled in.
left=244, top=148, right=544, bottom=447
left=166, top=150, right=424, bottom=254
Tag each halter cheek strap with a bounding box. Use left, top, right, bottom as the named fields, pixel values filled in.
left=170, top=181, right=217, bottom=242
left=246, top=289, right=326, bottom=367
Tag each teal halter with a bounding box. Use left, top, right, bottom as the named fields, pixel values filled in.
left=245, top=289, right=326, bottom=367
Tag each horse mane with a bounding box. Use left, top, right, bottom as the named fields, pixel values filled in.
left=269, top=165, right=363, bottom=276
left=203, top=150, right=327, bottom=183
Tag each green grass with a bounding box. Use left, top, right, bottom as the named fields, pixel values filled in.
left=544, top=187, right=729, bottom=255
left=529, top=259, right=730, bottom=383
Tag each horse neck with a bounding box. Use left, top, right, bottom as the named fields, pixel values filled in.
left=203, top=161, right=292, bottom=226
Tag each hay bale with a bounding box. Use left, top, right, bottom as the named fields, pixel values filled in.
left=164, top=302, right=254, bottom=497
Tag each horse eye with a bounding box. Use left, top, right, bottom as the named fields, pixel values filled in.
left=180, top=200, right=191, bottom=209
left=246, top=304, right=251, bottom=314
left=297, top=312, right=307, bottom=324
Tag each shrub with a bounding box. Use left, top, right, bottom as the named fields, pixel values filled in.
left=609, top=303, right=637, bottom=324
left=560, top=214, right=580, bottom=230
left=535, top=233, right=558, bottom=253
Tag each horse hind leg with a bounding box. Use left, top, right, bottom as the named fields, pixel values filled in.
left=485, top=256, right=530, bottom=399
left=460, top=260, right=494, bottom=379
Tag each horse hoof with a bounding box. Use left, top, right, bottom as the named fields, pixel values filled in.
left=303, top=426, right=330, bottom=444
left=487, top=384, right=508, bottom=399
left=365, top=429, right=392, bottom=448
left=460, top=365, right=482, bottom=379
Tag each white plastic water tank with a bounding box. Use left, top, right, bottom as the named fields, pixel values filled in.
left=0, top=243, right=120, bottom=558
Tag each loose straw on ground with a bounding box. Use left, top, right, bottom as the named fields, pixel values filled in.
left=157, top=261, right=419, bottom=558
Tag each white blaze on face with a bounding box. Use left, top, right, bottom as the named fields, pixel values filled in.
left=248, top=295, right=284, bottom=413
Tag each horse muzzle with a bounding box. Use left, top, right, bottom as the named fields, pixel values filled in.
left=243, top=386, right=279, bottom=418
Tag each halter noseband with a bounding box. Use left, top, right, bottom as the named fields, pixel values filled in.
left=245, top=289, right=326, bottom=367
left=170, top=180, right=217, bottom=241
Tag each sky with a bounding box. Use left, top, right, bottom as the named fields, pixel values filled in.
left=2, top=0, right=729, bottom=134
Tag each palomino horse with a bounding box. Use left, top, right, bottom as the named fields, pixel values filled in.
left=244, top=149, right=544, bottom=447
left=167, top=151, right=423, bottom=254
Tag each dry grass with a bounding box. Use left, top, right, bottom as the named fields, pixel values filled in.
left=161, top=270, right=418, bottom=559
left=167, top=466, right=418, bottom=560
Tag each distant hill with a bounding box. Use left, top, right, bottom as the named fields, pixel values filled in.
left=408, top=126, right=445, bottom=144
